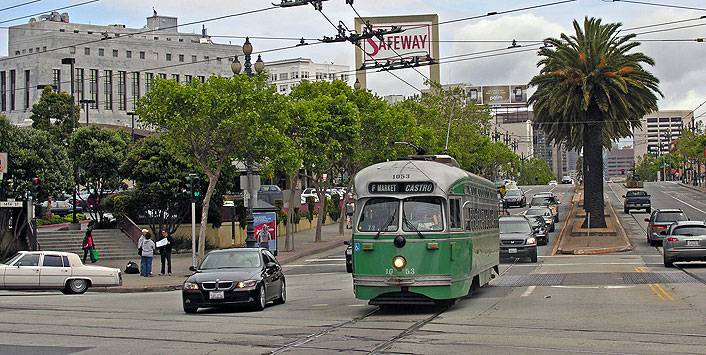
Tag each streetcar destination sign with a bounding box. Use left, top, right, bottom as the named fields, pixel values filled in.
left=368, top=182, right=434, bottom=194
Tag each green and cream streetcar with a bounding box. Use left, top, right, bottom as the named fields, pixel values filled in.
left=350, top=155, right=499, bottom=305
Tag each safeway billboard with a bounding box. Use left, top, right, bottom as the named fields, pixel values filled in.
left=361, top=23, right=432, bottom=64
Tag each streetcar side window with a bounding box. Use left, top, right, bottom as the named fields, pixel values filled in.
left=464, top=205, right=472, bottom=231
left=449, top=198, right=462, bottom=230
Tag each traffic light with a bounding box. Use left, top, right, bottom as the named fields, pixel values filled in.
left=186, top=174, right=201, bottom=201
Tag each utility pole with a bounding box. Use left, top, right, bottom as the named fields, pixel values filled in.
left=62, top=58, right=78, bottom=228
left=187, top=174, right=200, bottom=267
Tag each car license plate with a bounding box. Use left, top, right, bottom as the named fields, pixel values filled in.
left=687, top=240, right=699, bottom=247
left=209, top=291, right=224, bottom=300
left=508, top=248, right=518, bottom=254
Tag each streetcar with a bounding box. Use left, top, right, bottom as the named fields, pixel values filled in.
left=350, top=155, right=500, bottom=305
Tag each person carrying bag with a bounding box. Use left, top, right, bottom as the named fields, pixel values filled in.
left=82, top=229, right=97, bottom=263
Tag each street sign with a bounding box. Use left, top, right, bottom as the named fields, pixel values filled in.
left=0, top=152, right=7, bottom=174
left=0, top=201, right=22, bottom=208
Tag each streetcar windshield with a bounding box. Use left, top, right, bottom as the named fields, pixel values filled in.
left=402, top=197, right=444, bottom=232
left=358, top=198, right=399, bottom=232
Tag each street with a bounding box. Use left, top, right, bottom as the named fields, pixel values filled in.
left=1, top=183, right=706, bottom=354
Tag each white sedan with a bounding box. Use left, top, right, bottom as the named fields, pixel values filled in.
left=0, top=251, right=122, bottom=294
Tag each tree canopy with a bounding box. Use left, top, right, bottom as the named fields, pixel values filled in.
left=30, top=86, right=80, bottom=143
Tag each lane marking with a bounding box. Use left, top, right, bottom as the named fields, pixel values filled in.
left=635, top=266, right=674, bottom=302
left=520, top=285, right=536, bottom=297
left=285, top=263, right=344, bottom=267
left=668, top=195, right=706, bottom=214
left=515, top=262, right=665, bottom=267
left=304, top=258, right=347, bottom=262
left=311, top=304, right=328, bottom=307
left=653, top=283, right=674, bottom=301
left=347, top=304, right=367, bottom=307
left=550, top=285, right=635, bottom=289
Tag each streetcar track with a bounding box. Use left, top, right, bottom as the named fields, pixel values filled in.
left=368, top=306, right=448, bottom=354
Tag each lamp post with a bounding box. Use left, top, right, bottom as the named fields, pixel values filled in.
left=79, top=99, right=95, bottom=125
left=127, top=111, right=137, bottom=142
left=231, top=37, right=265, bottom=248
left=61, top=58, right=80, bottom=227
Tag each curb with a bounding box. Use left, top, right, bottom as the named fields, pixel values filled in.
left=677, top=182, right=706, bottom=194
left=551, top=186, right=577, bottom=256
left=605, top=193, right=634, bottom=252
left=559, top=245, right=634, bottom=255
left=89, top=234, right=348, bottom=294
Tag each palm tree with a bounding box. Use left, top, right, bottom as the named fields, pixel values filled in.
left=529, top=17, right=661, bottom=228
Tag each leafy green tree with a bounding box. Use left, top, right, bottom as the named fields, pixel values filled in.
left=120, top=135, right=192, bottom=237
left=634, top=155, right=659, bottom=182
left=529, top=17, right=661, bottom=228
left=0, top=117, right=73, bottom=257
left=137, top=75, right=290, bottom=261
left=30, top=86, right=80, bottom=143
left=575, top=155, right=584, bottom=182
left=289, top=80, right=360, bottom=242
left=69, top=126, right=129, bottom=225
left=518, top=158, right=555, bottom=185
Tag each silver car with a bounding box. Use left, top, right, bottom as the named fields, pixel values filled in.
left=663, top=221, right=706, bottom=267
left=525, top=207, right=555, bottom=232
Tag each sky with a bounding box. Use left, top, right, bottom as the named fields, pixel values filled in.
left=1, top=0, right=705, bottom=122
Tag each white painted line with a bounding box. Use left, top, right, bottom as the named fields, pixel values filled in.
left=311, top=304, right=328, bottom=307
left=521, top=285, right=536, bottom=297
left=550, top=285, right=636, bottom=289
left=286, top=272, right=343, bottom=277
left=528, top=262, right=664, bottom=267
left=305, top=258, right=347, bottom=262
left=668, top=195, right=706, bottom=214
left=348, top=304, right=367, bottom=307
left=285, top=263, right=344, bottom=267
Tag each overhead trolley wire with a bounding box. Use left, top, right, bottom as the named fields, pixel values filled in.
left=0, top=0, right=42, bottom=14
left=605, top=0, right=706, bottom=12
left=0, top=0, right=99, bottom=25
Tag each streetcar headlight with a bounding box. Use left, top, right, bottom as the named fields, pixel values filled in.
left=526, top=237, right=537, bottom=245
left=392, top=256, right=406, bottom=270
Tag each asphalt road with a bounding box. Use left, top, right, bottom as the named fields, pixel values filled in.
left=2, top=182, right=706, bottom=354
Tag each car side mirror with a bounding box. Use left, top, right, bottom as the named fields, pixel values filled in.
left=188, top=266, right=197, bottom=272
left=343, top=240, right=351, bottom=246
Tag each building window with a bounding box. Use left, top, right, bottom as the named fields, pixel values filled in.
left=75, top=68, right=85, bottom=101
left=14, top=50, right=20, bottom=56
left=198, top=75, right=205, bottom=83
left=172, top=74, right=179, bottom=82
left=166, top=53, right=172, bottom=61
left=51, top=69, right=60, bottom=92
left=302, top=71, right=309, bottom=79
left=204, top=56, right=209, bottom=62
left=192, top=55, right=197, bottom=63
left=84, top=47, right=90, bottom=55
left=291, top=72, right=299, bottom=79
left=42, top=46, right=46, bottom=51
left=104, top=70, right=113, bottom=110
left=89, top=69, right=98, bottom=109
left=118, top=71, right=127, bottom=110
left=139, top=51, right=145, bottom=59
left=328, top=73, right=334, bottom=80
left=29, top=48, right=33, bottom=53
left=279, top=73, right=288, bottom=81
left=270, top=74, right=277, bottom=82
left=24, top=70, right=30, bottom=109
left=9, top=70, right=15, bottom=110
left=126, top=50, right=132, bottom=58
left=69, top=46, right=76, bottom=54
left=179, top=38, right=184, bottom=42
left=145, top=73, right=153, bottom=92
left=98, top=48, right=104, bottom=56
left=0, top=71, right=5, bottom=111
left=159, top=73, right=167, bottom=79
left=184, top=74, right=192, bottom=83
left=216, top=57, right=222, bottom=64
left=279, top=85, right=287, bottom=93
left=178, top=54, right=184, bottom=62
left=131, top=72, right=140, bottom=110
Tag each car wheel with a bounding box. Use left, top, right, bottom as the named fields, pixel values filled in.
left=183, top=304, right=198, bottom=314
left=252, top=284, right=266, bottom=311
left=529, top=248, right=538, bottom=263
left=274, top=279, right=286, bottom=305
left=663, top=256, right=675, bottom=268
left=67, top=279, right=89, bottom=294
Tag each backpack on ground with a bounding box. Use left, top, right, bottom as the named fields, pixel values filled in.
left=125, top=261, right=140, bottom=274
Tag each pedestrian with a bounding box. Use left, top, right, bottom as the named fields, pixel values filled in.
left=257, top=226, right=272, bottom=250
left=345, top=201, right=355, bottom=229
left=82, top=229, right=96, bottom=263
left=158, top=230, right=175, bottom=276
left=139, top=231, right=156, bottom=277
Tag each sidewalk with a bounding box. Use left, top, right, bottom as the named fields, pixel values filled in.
left=678, top=182, right=706, bottom=193
left=91, top=223, right=350, bottom=293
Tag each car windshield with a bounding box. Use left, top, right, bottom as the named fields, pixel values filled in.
left=358, top=198, right=399, bottom=232
left=531, top=196, right=553, bottom=206
left=506, top=190, right=521, bottom=197
left=526, top=208, right=549, bottom=216
left=655, top=212, right=688, bottom=222
left=500, top=220, right=532, bottom=234
left=2, top=252, right=22, bottom=265
left=672, top=226, right=706, bottom=236
left=200, top=251, right=261, bottom=269
left=626, top=191, right=647, bottom=197
left=402, top=197, right=444, bottom=232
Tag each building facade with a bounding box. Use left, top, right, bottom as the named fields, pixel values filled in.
left=0, top=12, right=240, bottom=127
left=633, top=110, right=694, bottom=160
left=605, top=145, right=635, bottom=177
left=264, top=58, right=350, bottom=95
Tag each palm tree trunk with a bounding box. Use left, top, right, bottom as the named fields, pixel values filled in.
left=582, top=130, right=591, bottom=213
left=582, top=121, right=607, bottom=228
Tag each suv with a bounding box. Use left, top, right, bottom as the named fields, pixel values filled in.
left=663, top=221, right=706, bottom=267
left=561, top=176, right=573, bottom=184
left=499, top=216, right=538, bottom=262
left=503, top=189, right=526, bottom=208
left=645, top=209, right=689, bottom=246
left=623, top=190, right=651, bottom=214
left=530, top=195, right=559, bottom=222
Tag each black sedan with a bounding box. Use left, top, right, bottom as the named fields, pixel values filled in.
left=182, top=248, right=286, bottom=313
left=503, top=189, right=527, bottom=208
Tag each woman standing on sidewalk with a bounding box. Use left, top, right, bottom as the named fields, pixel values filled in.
left=82, top=229, right=96, bottom=263
left=158, top=230, right=175, bottom=276
left=140, top=231, right=156, bottom=277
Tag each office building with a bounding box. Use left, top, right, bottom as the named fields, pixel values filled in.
left=606, top=145, right=635, bottom=177
left=633, top=110, right=694, bottom=160
left=265, top=58, right=350, bottom=95
left=1, top=11, right=240, bottom=127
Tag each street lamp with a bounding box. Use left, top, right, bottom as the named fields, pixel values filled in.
left=353, top=78, right=361, bottom=90
left=78, top=99, right=95, bottom=125
left=127, top=111, right=137, bottom=142
left=61, top=57, right=81, bottom=227
left=229, top=38, right=266, bottom=248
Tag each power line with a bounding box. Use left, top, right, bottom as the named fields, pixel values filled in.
left=0, top=0, right=99, bottom=25
left=622, top=15, right=706, bottom=31
left=0, top=0, right=41, bottom=13
left=605, top=0, right=706, bottom=12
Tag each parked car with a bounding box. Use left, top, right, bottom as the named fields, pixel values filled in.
left=503, top=189, right=526, bottom=208
left=645, top=209, right=689, bottom=246
left=0, top=251, right=122, bottom=294
left=525, top=206, right=555, bottom=233
left=182, top=248, right=286, bottom=313
left=623, top=190, right=651, bottom=214
left=530, top=195, right=559, bottom=222
left=343, top=240, right=353, bottom=273
left=258, top=185, right=284, bottom=205
left=561, top=176, right=573, bottom=184
left=548, top=180, right=558, bottom=186
left=300, top=188, right=321, bottom=204
left=499, top=216, right=538, bottom=262
left=526, top=215, right=549, bottom=245
left=663, top=221, right=706, bottom=267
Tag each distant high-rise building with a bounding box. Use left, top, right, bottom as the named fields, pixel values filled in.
left=605, top=145, right=635, bottom=177
left=633, top=110, right=694, bottom=161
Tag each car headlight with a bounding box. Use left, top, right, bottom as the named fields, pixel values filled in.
left=526, top=237, right=537, bottom=245
left=236, top=280, right=258, bottom=289
left=183, top=281, right=199, bottom=290
left=392, top=256, right=406, bottom=270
